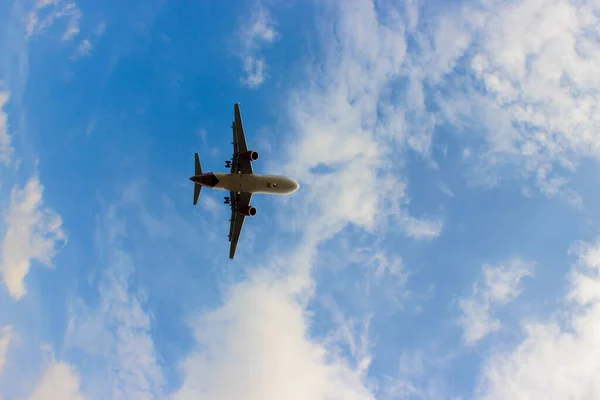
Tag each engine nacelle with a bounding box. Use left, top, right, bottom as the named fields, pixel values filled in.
left=238, top=205, right=257, bottom=217
left=240, top=150, right=259, bottom=162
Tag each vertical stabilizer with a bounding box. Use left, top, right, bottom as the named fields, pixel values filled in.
left=193, top=153, right=202, bottom=205
left=193, top=184, right=201, bottom=205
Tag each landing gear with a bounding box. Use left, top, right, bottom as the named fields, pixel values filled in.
left=224, top=196, right=231, bottom=204
left=225, top=160, right=232, bottom=168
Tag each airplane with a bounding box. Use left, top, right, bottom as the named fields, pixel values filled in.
left=189, top=103, right=300, bottom=259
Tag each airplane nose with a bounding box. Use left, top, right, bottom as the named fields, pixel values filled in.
left=190, top=176, right=200, bottom=183
left=290, top=179, right=300, bottom=193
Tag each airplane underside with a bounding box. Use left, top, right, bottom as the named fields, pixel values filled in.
left=190, top=103, right=299, bottom=259
left=191, top=173, right=298, bottom=195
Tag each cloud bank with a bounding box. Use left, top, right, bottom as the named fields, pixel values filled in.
left=406, top=0, right=600, bottom=197
left=172, top=268, right=376, bottom=400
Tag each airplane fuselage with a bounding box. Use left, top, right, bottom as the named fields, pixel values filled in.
left=191, top=172, right=299, bottom=195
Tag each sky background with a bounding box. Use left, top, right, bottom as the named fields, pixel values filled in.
left=1, top=0, right=600, bottom=399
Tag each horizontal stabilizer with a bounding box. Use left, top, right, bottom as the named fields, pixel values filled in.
left=193, top=152, right=202, bottom=205
left=195, top=153, right=202, bottom=175
left=194, top=183, right=201, bottom=205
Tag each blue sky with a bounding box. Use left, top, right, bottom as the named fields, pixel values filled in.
left=1, top=0, right=600, bottom=399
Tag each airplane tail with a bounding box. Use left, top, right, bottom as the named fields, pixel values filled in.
left=193, top=153, right=202, bottom=205
left=195, top=152, right=202, bottom=175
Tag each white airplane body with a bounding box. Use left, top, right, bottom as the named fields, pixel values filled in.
left=190, top=103, right=299, bottom=258
left=209, top=173, right=299, bottom=195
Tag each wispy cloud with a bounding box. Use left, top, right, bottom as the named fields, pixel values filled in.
left=458, top=258, right=534, bottom=345
left=385, top=350, right=425, bottom=398
left=438, top=182, right=454, bottom=198
left=344, top=246, right=409, bottom=307
left=200, top=194, right=220, bottom=214
left=400, top=214, right=444, bottom=240
left=26, top=0, right=82, bottom=41
left=381, top=346, right=461, bottom=400
left=0, top=177, right=66, bottom=300
left=95, top=21, right=106, bottom=36
left=65, top=203, right=164, bottom=400
left=320, top=298, right=374, bottom=376
left=477, top=238, right=600, bottom=399
left=0, top=90, right=13, bottom=166
left=0, top=326, right=13, bottom=377
left=72, top=39, right=92, bottom=59
left=237, top=4, right=279, bottom=89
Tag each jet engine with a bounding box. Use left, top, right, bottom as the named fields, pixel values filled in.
left=238, top=205, right=257, bottom=217
left=240, top=150, right=259, bottom=162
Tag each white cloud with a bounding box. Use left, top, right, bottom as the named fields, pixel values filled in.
left=459, top=297, right=500, bottom=346
left=171, top=268, right=376, bottom=400
left=477, top=237, right=600, bottom=399
left=0, top=90, right=13, bottom=166
left=458, top=258, right=534, bottom=345
left=0, top=176, right=66, bottom=300
left=26, top=0, right=82, bottom=41
left=400, top=214, right=444, bottom=240
left=200, top=194, right=220, bottom=214
left=405, top=0, right=600, bottom=198
left=344, top=246, right=409, bottom=307
left=73, top=39, right=92, bottom=59
left=438, top=182, right=454, bottom=197
left=26, top=360, right=85, bottom=400
left=174, top=0, right=441, bottom=398
left=61, top=3, right=82, bottom=41
left=65, top=203, right=164, bottom=400
left=237, top=4, right=279, bottom=88
left=320, top=299, right=374, bottom=376
left=381, top=348, right=462, bottom=400
left=0, top=326, right=13, bottom=377
left=282, top=0, right=443, bottom=241
left=95, top=21, right=106, bottom=36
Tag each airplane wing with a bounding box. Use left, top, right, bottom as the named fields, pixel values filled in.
left=231, top=103, right=254, bottom=175
left=228, top=191, right=252, bottom=259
